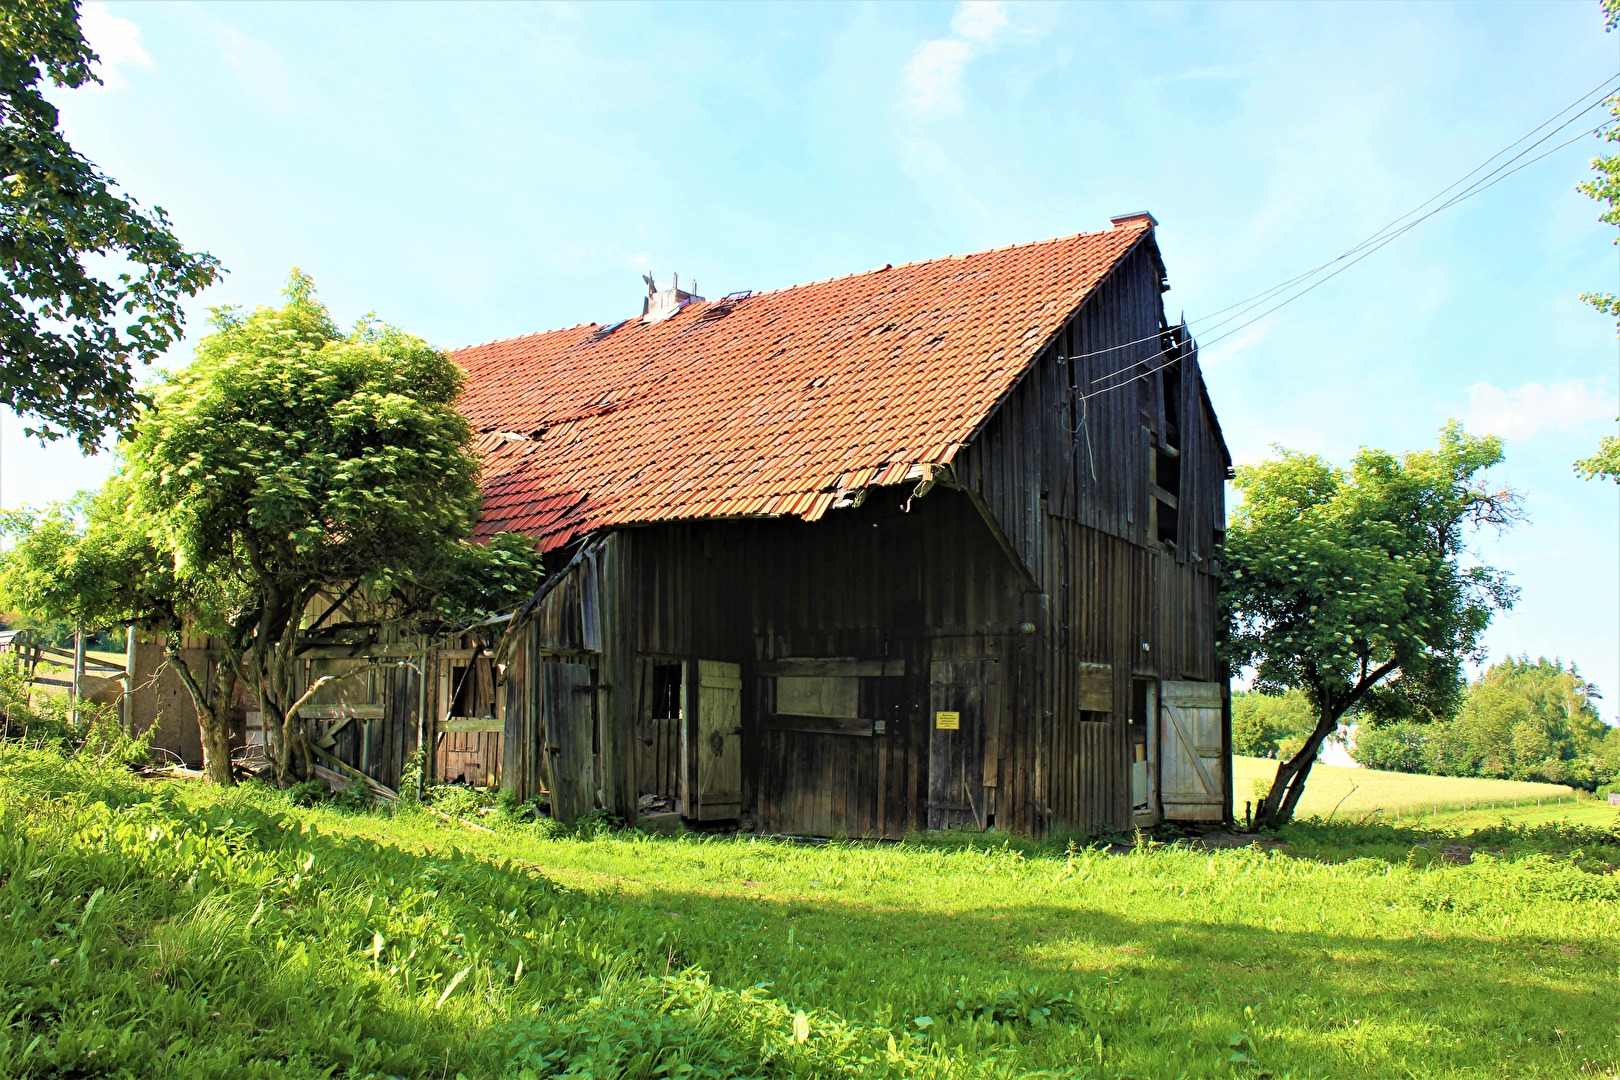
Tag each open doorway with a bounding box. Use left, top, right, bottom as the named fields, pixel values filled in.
left=635, top=660, right=685, bottom=816
left=1129, top=677, right=1158, bottom=823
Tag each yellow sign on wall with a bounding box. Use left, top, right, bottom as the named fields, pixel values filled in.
left=935, top=710, right=961, bottom=731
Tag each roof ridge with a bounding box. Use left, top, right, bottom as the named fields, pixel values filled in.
left=733, top=221, right=1134, bottom=303
left=452, top=220, right=1146, bottom=355
left=457, top=319, right=602, bottom=354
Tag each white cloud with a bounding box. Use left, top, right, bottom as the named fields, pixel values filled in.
left=1463, top=379, right=1618, bottom=441
left=950, top=1, right=1010, bottom=44
left=80, top=2, right=152, bottom=89
left=902, top=39, right=974, bottom=113
left=901, top=1, right=1012, bottom=114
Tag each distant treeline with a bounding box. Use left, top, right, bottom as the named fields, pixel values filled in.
left=1234, top=656, right=1620, bottom=794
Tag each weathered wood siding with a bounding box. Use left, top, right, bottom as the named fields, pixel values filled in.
left=589, top=486, right=1035, bottom=837
left=953, top=240, right=1230, bottom=832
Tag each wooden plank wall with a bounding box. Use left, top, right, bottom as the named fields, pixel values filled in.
left=611, top=487, right=1032, bottom=837
left=312, top=630, right=424, bottom=793
left=953, top=237, right=1229, bottom=834
left=504, top=551, right=603, bottom=804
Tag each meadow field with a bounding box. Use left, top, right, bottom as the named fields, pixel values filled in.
left=1231, top=755, right=1609, bottom=825
left=3, top=743, right=1617, bottom=1079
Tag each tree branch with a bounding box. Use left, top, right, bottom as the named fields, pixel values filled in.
left=284, top=663, right=382, bottom=725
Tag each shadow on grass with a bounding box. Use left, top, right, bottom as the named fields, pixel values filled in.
left=740, top=814, right=1620, bottom=876
left=13, top=777, right=1615, bottom=1079
left=281, top=817, right=1617, bottom=1077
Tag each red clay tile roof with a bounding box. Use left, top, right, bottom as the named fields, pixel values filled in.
left=456, top=218, right=1153, bottom=551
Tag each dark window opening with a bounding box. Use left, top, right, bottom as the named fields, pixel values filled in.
left=1128, top=678, right=1153, bottom=808
left=1155, top=501, right=1180, bottom=549
left=637, top=661, right=684, bottom=808
left=1079, top=710, right=1110, bottom=724
left=1151, top=426, right=1182, bottom=553
left=1155, top=445, right=1182, bottom=493
left=450, top=658, right=496, bottom=718
left=651, top=663, right=683, bottom=721
left=1161, top=361, right=1183, bottom=445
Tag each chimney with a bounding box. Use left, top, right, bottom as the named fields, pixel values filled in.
left=1109, top=211, right=1158, bottom=229
left=641, top=271, right=705, bottom=324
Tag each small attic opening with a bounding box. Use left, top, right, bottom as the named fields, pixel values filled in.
left=642, top=272, right=705, bottom=323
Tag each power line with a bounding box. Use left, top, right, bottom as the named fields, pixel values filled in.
left=1072, top=72, right=1620, bottom=391
left=1082, top=126, right=1614, bottom=404
left=1076, top=94, right=1619, bottom=403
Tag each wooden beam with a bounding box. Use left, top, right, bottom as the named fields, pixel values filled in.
left=301, top=704, right=385, bottom=720
left=296, top=642, right=418, bottom=660
left=757, top=658, right=905, bottom=678
left=436, top=717, right=506, bottom=733
left=762, top=714, right=877, bottom=737
left=946, top=481, right=1041, bottom=590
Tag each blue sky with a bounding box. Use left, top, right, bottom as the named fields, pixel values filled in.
left=8, top=1, right=1620, bottom=713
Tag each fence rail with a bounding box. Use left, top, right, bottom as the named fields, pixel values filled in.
left=1366, top=792, right=1586, bottom=823
left=0, top=637, right=128, bottom=695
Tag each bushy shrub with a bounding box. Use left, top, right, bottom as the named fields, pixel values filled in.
left=424, top=782, right=491, bottom=820
left=1231, top=689, right=1319, bottom=758
left=1354, top=656, right=1620, bottom=791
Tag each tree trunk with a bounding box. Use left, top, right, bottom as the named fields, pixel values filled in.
left=1254, top=710, right=1343, bottom=828
left=262, top=702, right=299, bottom=787
left=166, top=648, right=237, bottom=787
left=243, top=584, right=313, bottom=786
left=198, top=702, right=234, bottom=786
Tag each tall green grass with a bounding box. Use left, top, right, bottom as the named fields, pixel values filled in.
left=3, top=742, right=1618, bottom=1078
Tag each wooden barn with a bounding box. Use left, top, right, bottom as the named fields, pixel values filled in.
left=124, top=213, right=1232, bottom=837
left=456, top=212, right=1233, bottom=837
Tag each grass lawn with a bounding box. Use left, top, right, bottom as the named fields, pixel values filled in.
left=3, top=745, right=1618, bottom=1079
left=1232, top=755, right=1598, bottom=823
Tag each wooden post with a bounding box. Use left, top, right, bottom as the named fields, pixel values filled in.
left=122, top=625, right=136, bottom=733
left=71, top=623, right=85, bottom=722
left=416, top=637, right=430, bottom=794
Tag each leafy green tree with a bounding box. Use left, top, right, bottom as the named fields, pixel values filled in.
left=0, top=0, right=221, bottom=447
left=1354, top=656, right=1616, bottom=788
left=1230, top=689, right=1318, bottom=759
left=0, top=273, right=544, bottom=784
left=1447, top=656, right=1608, bottom=784
left=1351, top=720, right=1433, bottom=775
left=1224, top=424, right=1522, bottom=827
left=1574, top=0, right=1620, bottom=482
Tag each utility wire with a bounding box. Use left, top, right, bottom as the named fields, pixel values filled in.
left=1070, top=72, right=1620, bottom=388
left=1075, top=106, right=1617, bottom=403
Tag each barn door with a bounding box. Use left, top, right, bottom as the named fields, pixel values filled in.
left=502, top=639, right=530, bottom=801
left=928, top=659, right=995, bottom=830
left=691, top=660, right=742, bottom=821
left=541, top=661, right=595, bottom=824
left=755, top=658, right=905, bottom=838
left=1159, top=679, right=1225, bottom=821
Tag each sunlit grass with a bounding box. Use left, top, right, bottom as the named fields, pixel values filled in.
left=1233, top=754, right=1593, bottom=822
left=3, top=744, right=1617, bottom=1078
